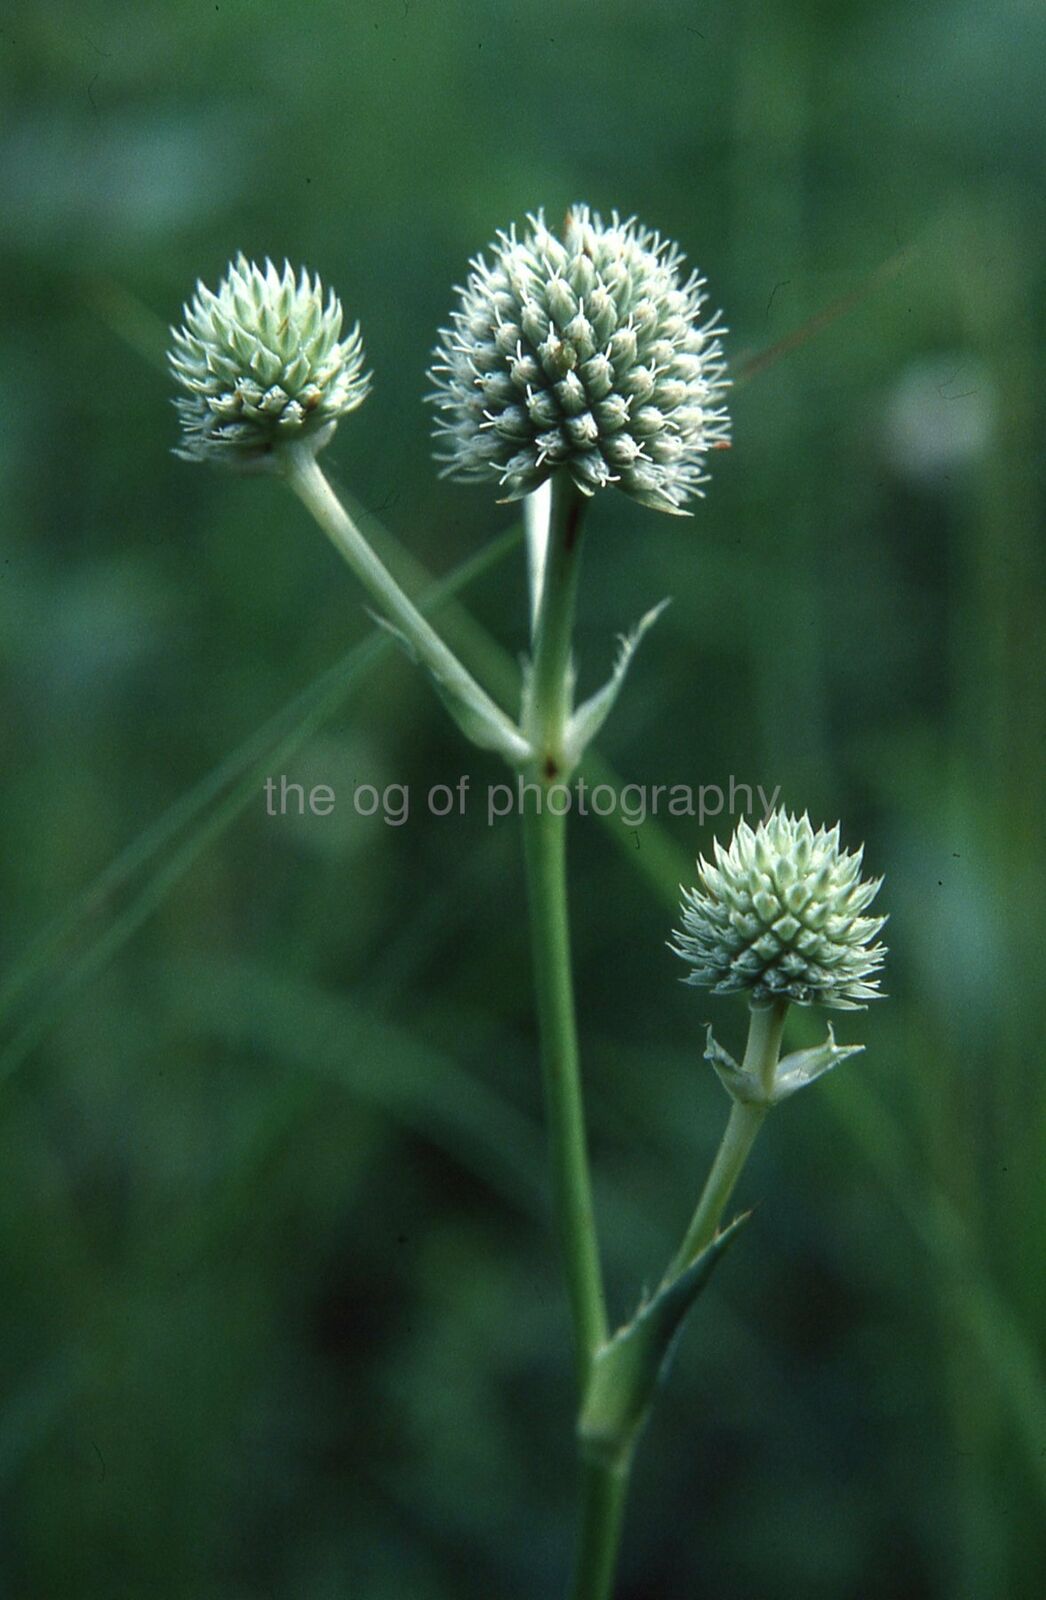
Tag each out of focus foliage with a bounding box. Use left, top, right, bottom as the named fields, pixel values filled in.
left=0, top=3, right=1042, bottom=1597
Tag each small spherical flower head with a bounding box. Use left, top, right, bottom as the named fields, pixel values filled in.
left=427, top=206, right=730, bottom=514
left=169, top=254, right=370, bottom=470
left=671, top=810, right=886, bottom=1010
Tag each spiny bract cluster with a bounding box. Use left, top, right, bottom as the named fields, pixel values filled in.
left=427, top=206, right=730, bottom=514
left=671, top=810, right=886, bottom=1010
left=169, top=255, right=370, bottom=468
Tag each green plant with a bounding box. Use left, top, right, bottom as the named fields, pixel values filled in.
left=168, top=208, right=887, bottom=1600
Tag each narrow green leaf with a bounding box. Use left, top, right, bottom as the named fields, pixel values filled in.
left=578, top=1211, right=750, bottom=1468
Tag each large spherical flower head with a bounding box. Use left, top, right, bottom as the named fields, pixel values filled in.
left=671, top=810, right=887, bottom=1010
left=169, top=254, right=370, bottom=469
left=427, top=206, right=730, bottom=514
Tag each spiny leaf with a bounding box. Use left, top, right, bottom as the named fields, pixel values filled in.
left=564, top=599, right=671, bottom=767
left=773, top=1025, right=865, bottom=1100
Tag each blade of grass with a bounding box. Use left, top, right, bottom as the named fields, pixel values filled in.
left=0, top=525, right=521, bottom=1079
left=734, top=246, right=913, bottom=387
left=160, top=957, right=546, bottom=1219
left=835, top=1069, right=1046, bottom=1505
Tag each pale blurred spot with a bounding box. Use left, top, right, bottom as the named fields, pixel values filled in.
left=882, top=354, right=996, bottom=483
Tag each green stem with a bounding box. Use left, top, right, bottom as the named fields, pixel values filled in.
left=521, top=474, right=606, bottom=1392
left=284, top=446, right=531, bottom=766
left=521, top=475, right=623, bottom=1598
left=523, top=803, right=606, bottom=1385
left=668, top=1000, right=788, bottom=1278
left=527, top=473, right=586, bottom=773
left=572, top=1455, right=632, bottom=1600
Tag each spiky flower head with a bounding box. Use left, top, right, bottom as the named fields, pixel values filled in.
left=169, top=255, right=370, bottom=469
left=427, top=206, right=730, bottom=514
left=671, top=810, right=886, bottom=1010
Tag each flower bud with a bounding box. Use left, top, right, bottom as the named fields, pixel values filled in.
left=169, top=255, right=370, bottom=470
left=671, top=810, right=886, bottom=1010
left=427, top=207, right=730, bottom=513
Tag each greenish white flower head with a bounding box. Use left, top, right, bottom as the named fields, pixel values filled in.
left=427, top=206, right=730, bottom=514
left=169, top=255, right=370, bottom=469
left=671, top=810, right=886, bottom=1010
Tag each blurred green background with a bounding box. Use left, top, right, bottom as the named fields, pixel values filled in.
left=1, top=2, right=1043, bottom=1596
